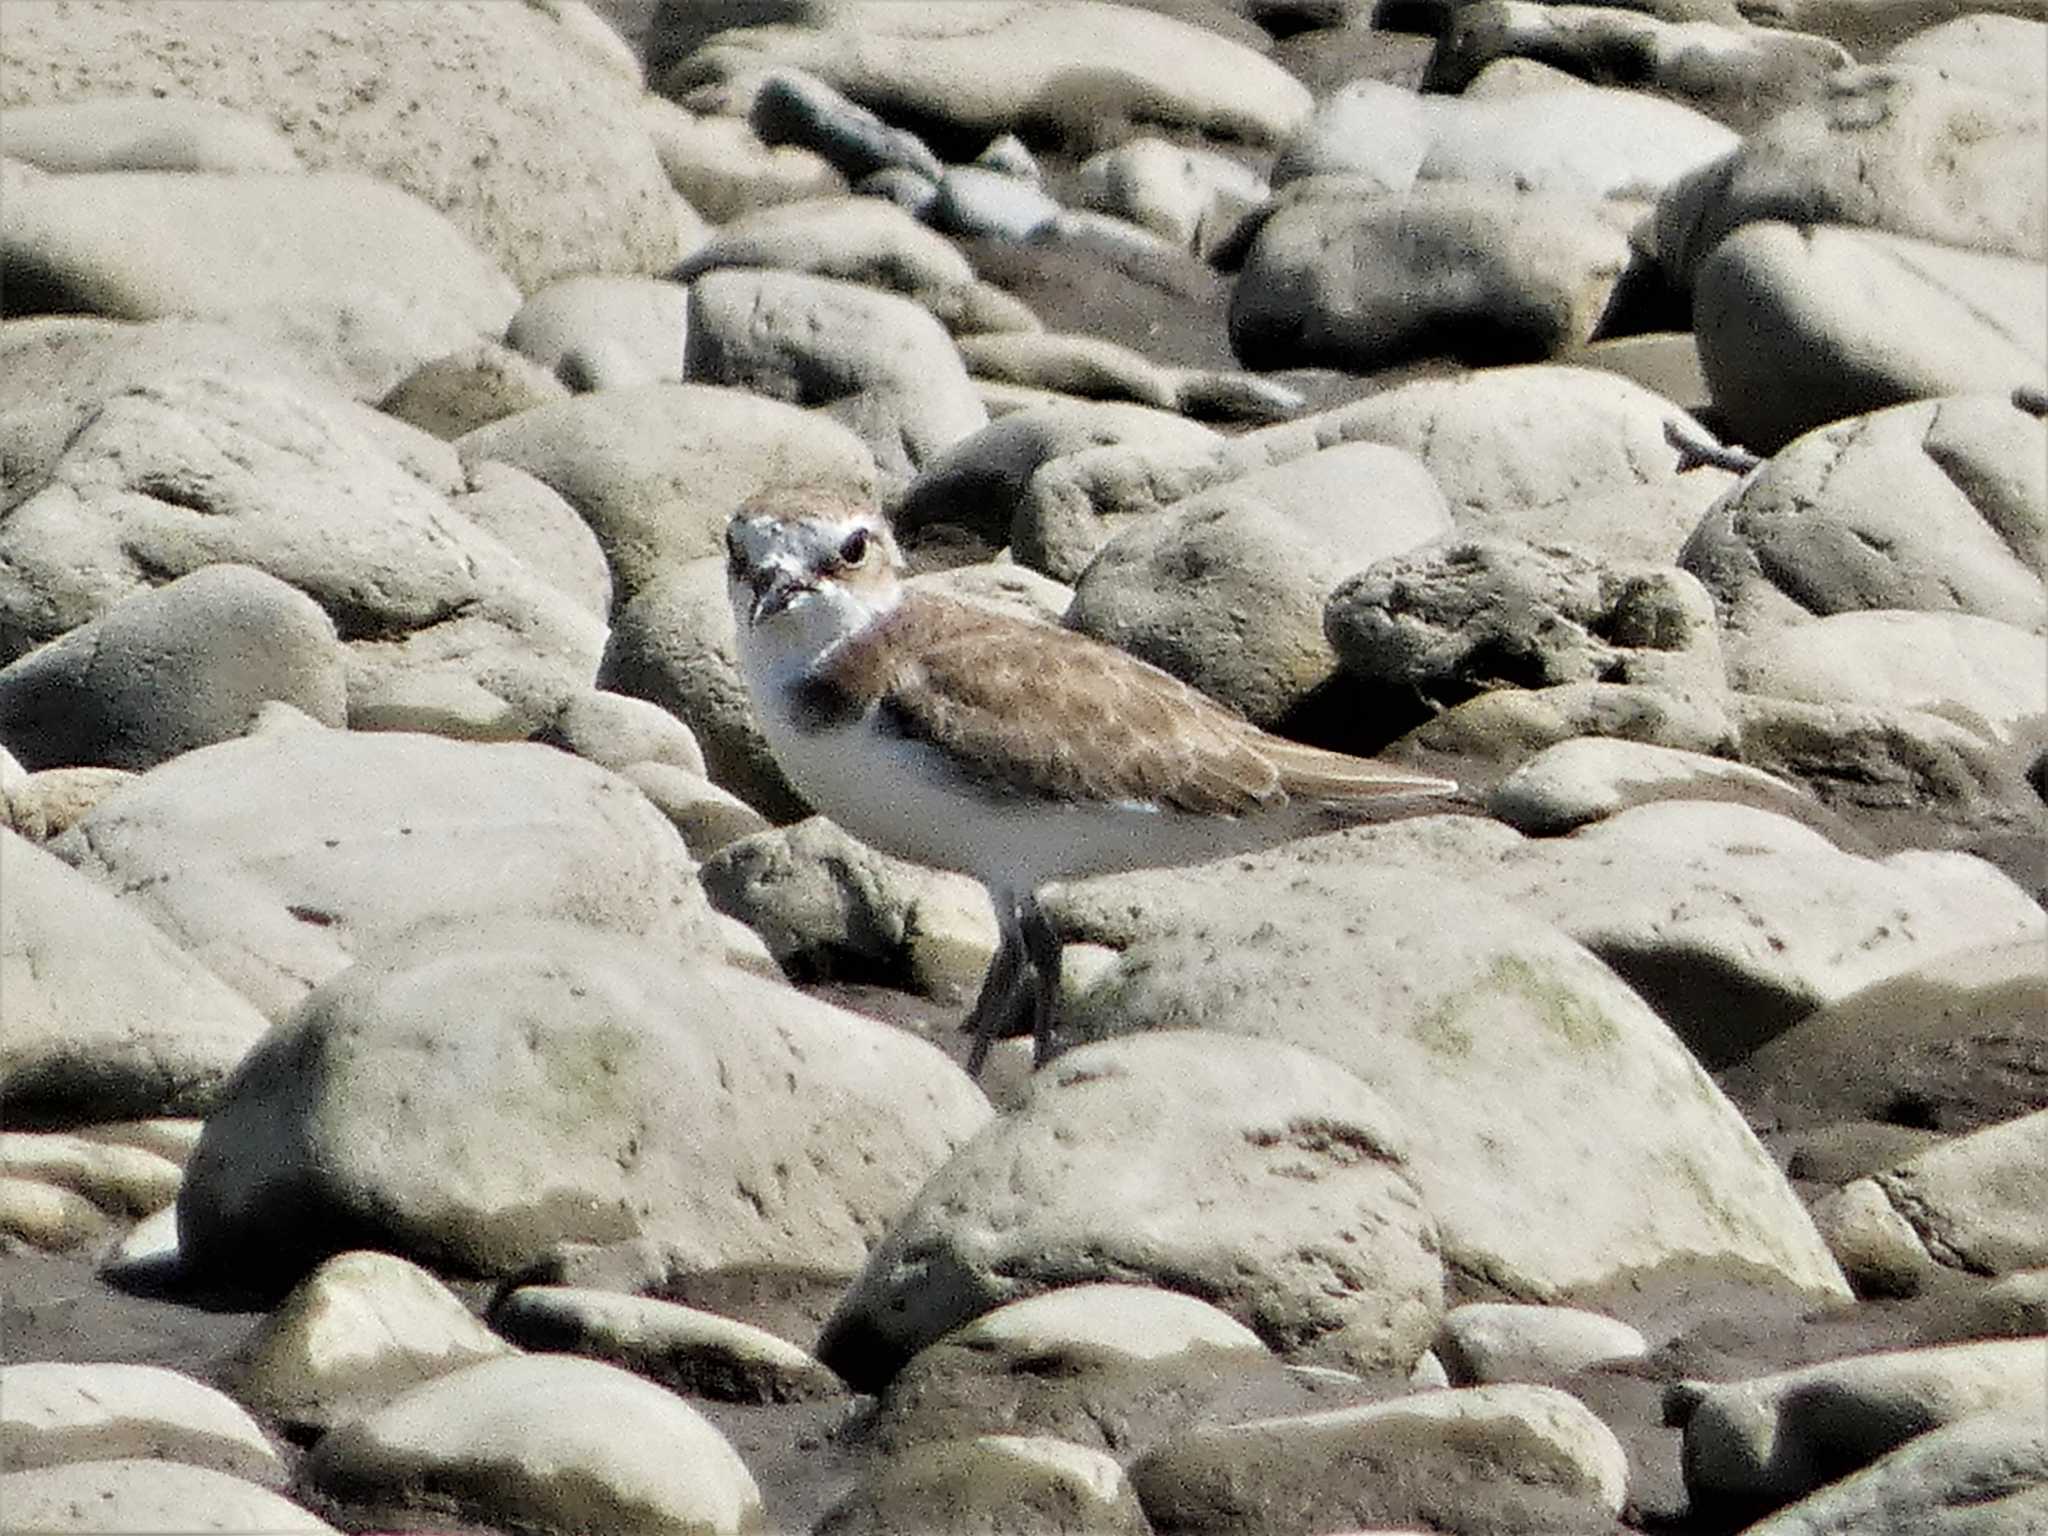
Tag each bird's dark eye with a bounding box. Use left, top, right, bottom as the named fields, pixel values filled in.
left=839, top=528, right=871, bottom=566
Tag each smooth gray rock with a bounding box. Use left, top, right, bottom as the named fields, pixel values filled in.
left=746, top=66, right=945, bottom=183
left=222, top=1250, right=515, bottom=1434
left=672, top=194, right=972, bottom=295
left=929, top=165, right=1061, bottom=242
left=300, top=1354, right=761, bottom=1535
left=1735, top=1412, right=2048, bottom=1536
left=1671, top=1339, right=2048, bottom=1511
left=375, top=341, right=571, bottom=442
left=179, top=922, right=988, bottom=1290
left=1010, top=436, right=1235, bottom=582
left=1274, top=76, right=1737, bottom=199
left=1679, top=395, right=2046, bottom=638
left=894, top=398, right=1222, bottom=546
left=1131, top=1383, right=1630, bottom=1536
left=1655, top=64, right=2047, bottom=280
left=672, top=1, right=1312, bottom=153
left=955, top=331, right=1181, bottom=411
left=491, top=1285, right=844, bottom=1404
left=1877, top=1112, right=2048, bottom=1275
left=685, top=268, right=987, bottom=489
left=1490, top=738, right=1810, bottom=835
left=456, top=382, right=878, bottom=610
left=1887, top=14, right=2047, bottom=103
left=1731, top=610, right=2046, bottom=742
left=1, top=829, right=274, bottom=1123
left=1068, top=442, right=1452, bottom=728
left=0, top=1362, right=281, bottom=1482
left=700, top=816, right=997, bottom=1003
left=1226, top=364, right=1707, bottom=528
left=48, top=728, right=731, bottom=1023
left=1230, top=181, right=1642, bottom=371
left=1434, top=1303, right=1648, bottom=1385
left=444, top=460, right=612, bottom=620
left=0, top=566, right=346, bottom=772
left=0, top=96, right=299, bottom=174
left=2, top=170, right=519, bottom=399
left=599, top=556, right=808, bottom=821
left=1693, top=223, right=2047, bottom=452
left=1059, top=859, right=1849, bottom=1314
left=0, top=0, right=680, bottom=291
left=0, top=1459, right=339, bottom=1533
left=816, top=1435, right=1150, bottom=1536
left=506, top=275, right=690, bottom=390
left=1074, top=138, right=1268, bottom=254
left=1479, top=801, right=2047, bottom=1065
left=641, top=94, right=847, bottom=223
left=816, top=1032, right=1444, bottom=1391
left=1426, top=3, right=1848, bottom=131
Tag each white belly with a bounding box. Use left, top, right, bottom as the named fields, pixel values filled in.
left=758, top=706, right=1280, bottom=897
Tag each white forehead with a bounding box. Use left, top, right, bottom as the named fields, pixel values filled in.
left=726, top=500, right=894, bottom=570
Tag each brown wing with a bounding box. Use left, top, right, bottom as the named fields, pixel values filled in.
left=812, top=593, right=1453, bottom=815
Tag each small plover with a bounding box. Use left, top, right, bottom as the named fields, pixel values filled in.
left=725, top=489, right=1459, bottom=1074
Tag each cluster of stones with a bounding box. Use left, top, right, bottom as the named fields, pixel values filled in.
left=1, top=1, right=2042, bottom=1532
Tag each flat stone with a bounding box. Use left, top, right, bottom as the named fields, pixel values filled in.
left=1479, top=800, right=2047, bottom=1065
left=1435, top=1303, right=1648, bottom=1384
left=1490, top=737, right=1811, bottom=835
left=0, top=1362, right=279, bottom=1483
left=0, top=565, right=347, bottom=772
left=0, top=96, right=298, bottom=174
left=668, top=0, right=1312, bottom=153
left=456, top=382, right=877, bottom=610
left=684, top=268, right=987, bottom=490
left=49, top=727, right=732, bottom=1024
left=491, top=1285, right=844, bottom=1403
left=0, top=1459, right=340, bottom=1532
left=0, top=1132, right=181, bottom=1218
left=2, top=169, right=519, bottom=399
left=178, top=923, right=989, bottom=1292
left=1693, top=224, right=2046, bottom=453
left=1, top=828, right=274, bottom=1123
left=1678, top=395, right=2046, bottom=639
left=222, top=1250, right=515, bottom=1434
left=1671, top=1338, right=2048, bottom=1512
left=816, top=1032, right=1444, bottom=1391
left=816, top=1434, right=1150, bottom=1535
left=1735, top=1411, right=2048, bottom=1536
left=1131, top=1383, right=1630, bottom=1534
left=300, top=1354, right=762, bottom=1535
left=1877, top=1111, right=2048, bottom=1275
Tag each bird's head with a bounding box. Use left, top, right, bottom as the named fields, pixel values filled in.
left=725, top=490, right=905, bottom=658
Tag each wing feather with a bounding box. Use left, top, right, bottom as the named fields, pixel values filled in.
left=809, top=593, right=1454, bottom=816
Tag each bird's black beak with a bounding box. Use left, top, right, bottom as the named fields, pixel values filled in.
left=748, top=568, right=812, bottom=625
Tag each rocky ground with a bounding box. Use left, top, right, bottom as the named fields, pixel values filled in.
left=1, top=1, right=2044, bottom=1533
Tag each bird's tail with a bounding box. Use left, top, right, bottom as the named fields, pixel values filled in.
left=1267, top=739, right=1460, bottom=807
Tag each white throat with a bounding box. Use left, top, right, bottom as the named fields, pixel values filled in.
left=732, top=570, right=902, bottom=695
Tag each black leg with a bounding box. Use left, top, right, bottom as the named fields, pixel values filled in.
left=964, top=892, right=1033, bottom=1077
left=1018, top=893, right=1063, bottom=1068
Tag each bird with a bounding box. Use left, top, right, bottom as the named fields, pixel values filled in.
left=724, top=487, right=1461, bottom=1075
